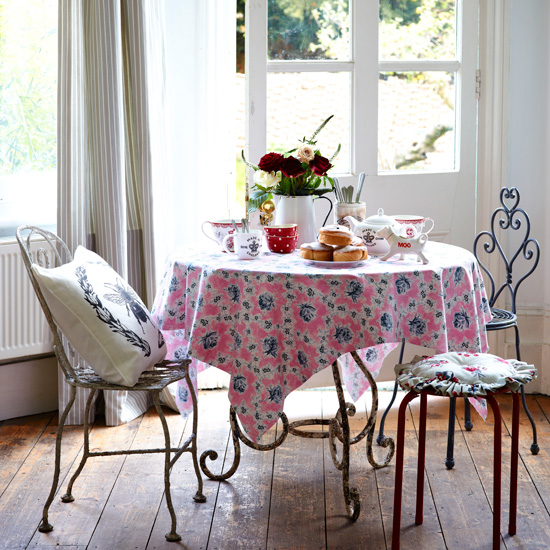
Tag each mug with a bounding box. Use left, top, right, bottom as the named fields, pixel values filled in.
left=202, top=219, right=243, bottom=251
left=223, top=230, right=263, bottom=259
left=334, top=201, right=366, bottom=229
left=392, top=215, right=434, bottom=236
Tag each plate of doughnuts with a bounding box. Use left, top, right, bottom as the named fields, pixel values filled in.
left=299, top=224, right=369, bottom=267
left=303, top=258, right=367, bottom=268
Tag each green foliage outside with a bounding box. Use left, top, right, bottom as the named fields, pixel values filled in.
left=0, top=0, right=57, bottom=176
left=235, top=0, right=457, bottom=196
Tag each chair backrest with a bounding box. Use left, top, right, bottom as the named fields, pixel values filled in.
left=473, top=187, right=540, bottom=313
left=16, top=225, right=81, bottom=383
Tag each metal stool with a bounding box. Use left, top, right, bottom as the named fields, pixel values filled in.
left=391, top=352, right=536, bottom=550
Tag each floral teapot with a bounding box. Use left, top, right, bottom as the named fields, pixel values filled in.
left=344, top=207, right=395, bottom=256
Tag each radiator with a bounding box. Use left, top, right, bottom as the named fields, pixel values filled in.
left=0, top=239, right=53, bottom=362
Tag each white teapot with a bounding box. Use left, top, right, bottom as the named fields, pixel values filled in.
left=344, top=208, right=395, bottom=256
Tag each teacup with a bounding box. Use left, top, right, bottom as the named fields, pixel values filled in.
left=265, top=234, right=299, bottom=254
left=202, top=219, right=243, bottom=252
left=264, top=224, right=298, bottom=238
left=223, top=230, right=263, bottom=260
left=392, top=215, right=434, bottom=236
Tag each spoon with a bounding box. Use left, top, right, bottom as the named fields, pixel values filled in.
left=355, top=172, right=365, bottom=203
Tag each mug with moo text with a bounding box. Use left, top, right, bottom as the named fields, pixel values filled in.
left=222, top=230, right=263, bottom=260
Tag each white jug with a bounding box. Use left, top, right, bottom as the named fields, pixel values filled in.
left=274, top=195, right=332, bottom=247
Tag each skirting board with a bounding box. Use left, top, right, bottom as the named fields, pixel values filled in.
left=0, top=356, right=58, bottom=421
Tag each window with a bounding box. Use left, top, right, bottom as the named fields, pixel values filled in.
left=0, top=0, right=57, bottom=238
left=245, top=0, right=480, bottom=249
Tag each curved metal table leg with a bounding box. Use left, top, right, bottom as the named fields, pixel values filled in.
left=200, top=352, right=395, bottom=521
left=329, top=361, right=360, bottom=520
left=200, top=407, right=290, bottom=481
left=350, top=351, right=395, bottom=469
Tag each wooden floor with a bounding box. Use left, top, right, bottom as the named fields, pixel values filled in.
left=1, top=388, right=550, bottom=550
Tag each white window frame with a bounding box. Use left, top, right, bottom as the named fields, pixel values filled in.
left=246, top=0, right=480, bottom=250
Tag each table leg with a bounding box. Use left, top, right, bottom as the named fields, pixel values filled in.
left=350, top=351, right=396, bottom=469
left=329, top=360, right=361, bottom=520
left=199, top=406, right=290, bottom=480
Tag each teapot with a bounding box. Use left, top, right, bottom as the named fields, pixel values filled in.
left=344, top=208, right=395, bottom=256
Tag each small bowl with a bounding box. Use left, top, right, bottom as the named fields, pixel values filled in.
left=264, top=224, right=298, bottom=238
left=265, top=234, right=298, bottom=254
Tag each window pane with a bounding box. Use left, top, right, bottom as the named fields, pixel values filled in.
left=266, top=72, right=350, bottom=174
left=379, top=0, right=456, bottom=60
left=268, top=0, right=350, bottom=61
left=378, top=71, right=456, bottom=172
left=0, top=0, right=57, bottom=235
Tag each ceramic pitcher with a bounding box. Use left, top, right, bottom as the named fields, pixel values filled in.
left=274, top=195, right=332, bottom=247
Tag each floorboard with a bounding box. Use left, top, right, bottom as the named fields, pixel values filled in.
left=2, top=389, right=550, bottom=549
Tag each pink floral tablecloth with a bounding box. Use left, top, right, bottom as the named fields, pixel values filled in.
left=152, top=241, right=492, bottom=442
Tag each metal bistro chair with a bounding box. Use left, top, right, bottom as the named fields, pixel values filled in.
left=378, top=187, right=541, bottom=465
left=460, top=186, right=541, bottom=458
left=17, top=226, right=206, bottom=542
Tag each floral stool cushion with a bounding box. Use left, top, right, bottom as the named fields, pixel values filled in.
left=395, top=352, right=537, bottom=398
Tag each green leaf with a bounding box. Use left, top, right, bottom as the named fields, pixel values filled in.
left=307, top=114, right=334, bottom=144
left=241, top=150, right=259, bottom=170
left=329, top=143, right=341, bottom=163
left=248, top=191, right=271, bottom=212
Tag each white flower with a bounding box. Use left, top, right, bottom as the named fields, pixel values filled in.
left=296, top=143, right=315, bottom=163
left=254, top=170, right=281, bottom=189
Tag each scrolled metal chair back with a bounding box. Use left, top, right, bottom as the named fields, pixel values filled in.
left=473, top=187, right=540, bottom=313
left=16, top=225, right=82, bottom=383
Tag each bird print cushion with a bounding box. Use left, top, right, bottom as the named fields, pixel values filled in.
left=32, top=246, right=166, bottom=386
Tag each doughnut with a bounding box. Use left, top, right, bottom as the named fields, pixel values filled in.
left=300, top=241, right=334, bottom=261
left=351, top=236, right=363, bottom=247
left=318, top=224, right=354, bottom=247
left=333, top=245, right=364, bottom=262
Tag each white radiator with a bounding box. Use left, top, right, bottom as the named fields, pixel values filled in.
left=0, top=239, right=53, bottom=362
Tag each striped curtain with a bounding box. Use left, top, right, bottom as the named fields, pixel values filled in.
left=57, top=0, right=169, bottom=425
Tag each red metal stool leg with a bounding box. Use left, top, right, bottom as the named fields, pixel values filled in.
left=509, top=391, right=520, bottom=535
left=415, top=392, right=427, bottom=525
left=486, top=394, right=502, bottom=550
left=392, top=391, right=418, bottom=550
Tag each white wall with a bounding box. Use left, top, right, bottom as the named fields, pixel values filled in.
left=507, top=0, right=550, bottom=392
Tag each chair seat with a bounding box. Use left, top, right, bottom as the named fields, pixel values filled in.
left=486, top=307, right=517, bottom=330
left=395, top=352, right=536, bottom=398
left=63, top=354, right=191, bottom=391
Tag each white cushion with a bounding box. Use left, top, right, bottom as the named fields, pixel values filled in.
left=395, top=352, right=536, bottom=397
left=32, top=246, right=167, bottom=386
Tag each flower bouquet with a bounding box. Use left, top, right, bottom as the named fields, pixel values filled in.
left=244, top=115, right=340, bottom=212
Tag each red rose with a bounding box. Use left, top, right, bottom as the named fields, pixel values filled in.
left=258, top=152, right=283, bottom=172
left=280, top=156, right=306, bottom=178
left=310, top=154, right=332, bottom=176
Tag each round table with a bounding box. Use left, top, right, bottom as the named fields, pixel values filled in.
left=152, top=240, right=491, bottom=520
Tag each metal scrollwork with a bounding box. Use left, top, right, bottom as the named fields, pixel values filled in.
left=202, top=352, right=396, bottom=521
left=474, top=187, right=540, bottom=311
left=350, top=351, right=396, bottom=469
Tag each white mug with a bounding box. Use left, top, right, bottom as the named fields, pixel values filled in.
left=392, top=215, right=434, bottom=236
left=223, top=230, right=262, bottom=259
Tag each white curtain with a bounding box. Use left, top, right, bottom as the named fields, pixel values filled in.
left=163, top=0, right=236, bottom=251
left=57, top=0, right=169, bottom=425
